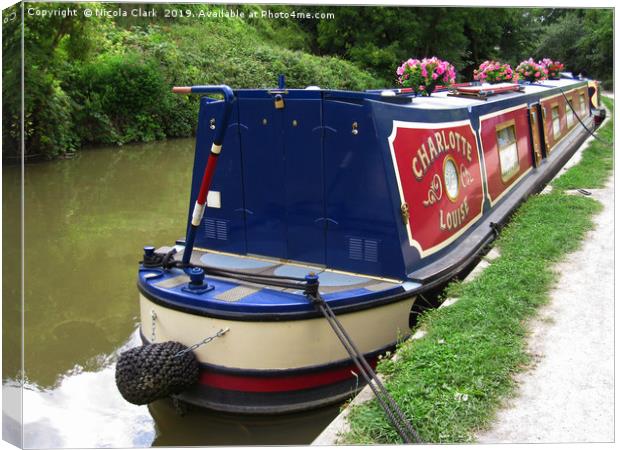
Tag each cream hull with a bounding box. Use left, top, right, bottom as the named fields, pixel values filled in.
left=140, top=294, right=414, bottom=369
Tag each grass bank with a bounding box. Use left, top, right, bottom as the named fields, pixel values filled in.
left=343, top=97, right=614, bottom=444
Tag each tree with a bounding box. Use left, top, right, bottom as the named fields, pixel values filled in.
left=313, top=6, right=544, bottom=84
left=535, top=8, right=612, bottom=86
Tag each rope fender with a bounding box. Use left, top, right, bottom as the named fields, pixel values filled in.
left=115, top=341, right=199, bottom=405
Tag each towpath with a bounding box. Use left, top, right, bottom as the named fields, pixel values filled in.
left=476, top=175, right=614, bottom=443
left=314, top=97, right=615, bottom=446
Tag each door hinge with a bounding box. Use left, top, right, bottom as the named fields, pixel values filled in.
left=400, top=203, right=410, bottom=225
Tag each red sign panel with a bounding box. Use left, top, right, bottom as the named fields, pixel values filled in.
left=389, top=120, right=485, bottom=257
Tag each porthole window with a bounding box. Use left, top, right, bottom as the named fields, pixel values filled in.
left=443, top=156, right=459, bottom=202
left=496, top=121, right=520, bottom=182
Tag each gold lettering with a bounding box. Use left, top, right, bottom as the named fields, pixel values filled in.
left=427, top=136, right=438, bottom=161
left=410, top=129, right=475, bottom=183
left=439, top=197, right=470, bottom=232
left=434, top=132, right=445, bottom=153
left=417, top=144, right=430, bottom=174
left=412, top=156, right=423, bottom=179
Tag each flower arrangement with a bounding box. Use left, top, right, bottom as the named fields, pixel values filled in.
left=473, top=60, right=514, bottom=84
left=516, top=58, right=548, bottom=83
left=396, top=57, right=456, bottom=96
left=539, top=58, right=564, bottom=79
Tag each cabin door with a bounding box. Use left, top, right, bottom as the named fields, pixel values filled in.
left=529, top=104, right=544, bottom=165
left=238, top=94, right=326, bottom=265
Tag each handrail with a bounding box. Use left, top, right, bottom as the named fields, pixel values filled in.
left=172, top=84, right=235, bottom=147
left=172, top=84, right=235, bottom=266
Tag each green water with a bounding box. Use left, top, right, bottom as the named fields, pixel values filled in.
left=2, top=139, right=339, bottom=447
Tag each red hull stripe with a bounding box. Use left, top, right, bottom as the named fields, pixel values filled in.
left=199, top=359, right=378, bottom=393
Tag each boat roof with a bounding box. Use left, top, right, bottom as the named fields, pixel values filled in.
left=402, top=79, right=587, bottom=110
left=231, top=78, right=588, bottom=111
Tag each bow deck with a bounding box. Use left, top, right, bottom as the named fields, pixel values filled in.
left=139, top=246, right=420, bottom=319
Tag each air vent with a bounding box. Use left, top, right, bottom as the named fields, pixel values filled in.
left=205, top=219, right=229, bottom=240
left=348, top=237, right=364, bottom=260
left=364, top=239, right=378, bottom=263
left=348, top=237, right=379, bottom=263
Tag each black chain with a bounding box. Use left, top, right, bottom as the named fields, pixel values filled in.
left=173, top=328, right=229, bottom=358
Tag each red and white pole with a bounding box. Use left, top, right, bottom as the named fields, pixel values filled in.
left=172, top=85, right=235, bottom=267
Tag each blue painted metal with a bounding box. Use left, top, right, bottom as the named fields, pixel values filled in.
left=188, top=85, right=235, bottom=146
left=238, top=97, right=287, bottom=258
left=304, top=272, right=319, bottom=286
left=138, top=268, right=405, bottom=316
left=182, top=85, right=236, bottom=266
left=235, top=90, right=326, bottom=263
left=182, top=267, right=214, bottom=294
left=283, top=97, right=325, bottom=264
left=182, top=80, right=590, bottom=280
left=189, top=98, right=247, bottom=254
left=188, top=267, right=206, bottom=286
left=322, top=98, right=404, bottom=279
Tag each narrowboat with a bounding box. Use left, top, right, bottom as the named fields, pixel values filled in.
left=116, top=77, right=602, bottom=414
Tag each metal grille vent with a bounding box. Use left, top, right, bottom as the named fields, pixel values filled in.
left=348, top=237, right=364, bottom=260
left=205, top=219, right=229, bottom=240
left=348, top=237, right=379, bottom=263
left=364, top=239, right=378, bottom=262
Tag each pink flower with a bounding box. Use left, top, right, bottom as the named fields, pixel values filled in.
left=432, top=73, right=438, bottom=80
left=396, top=66, right=404, bottom=76
left=535, top=72, right=540, bottom=77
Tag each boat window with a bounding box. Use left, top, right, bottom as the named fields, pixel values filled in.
left=566, top=99, right=575, bottom=127
left=579, top=93, right=586, bottom=114
left=496, top=121, right=520, bottom=182
left=552, top=105, right=561, bottom=138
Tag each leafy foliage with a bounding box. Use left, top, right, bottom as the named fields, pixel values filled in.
left=535, top=9, right=613, bottom=88
left=69, top=52, right=169, bottom=145
left=2, top=4, right=612, bottom=159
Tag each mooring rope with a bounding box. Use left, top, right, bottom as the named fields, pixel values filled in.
left=538, top=83, right=612, bottom=148
left=142, top=251, right=420, bottom=441
left=142, top=248, right=310, bottom=291
left=306, top=283, right=422, bottom=444
left=561, top=88, right=612, bottom=147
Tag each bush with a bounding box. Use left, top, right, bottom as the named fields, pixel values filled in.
left=10, top=14, right=382, bottom=159
left=69, top=53, right=169, bottom=145
left=23, top=70, right=79, bottom=158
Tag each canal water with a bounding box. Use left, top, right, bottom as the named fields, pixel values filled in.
left=2, top=139, right=340, bottom=447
